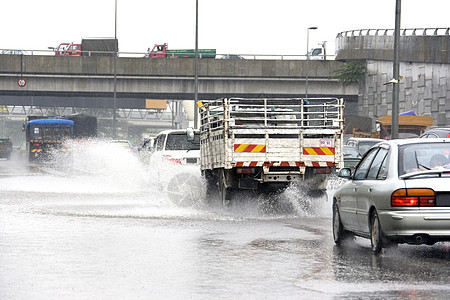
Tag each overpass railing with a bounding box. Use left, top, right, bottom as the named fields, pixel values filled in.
left=0, top=48, right=335, bottom=60
left=337, top=27, right=450, bottom=38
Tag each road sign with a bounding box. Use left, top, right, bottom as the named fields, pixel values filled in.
left=17, top=78, right=26, bottom=87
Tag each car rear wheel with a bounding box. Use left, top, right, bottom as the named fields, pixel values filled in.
left=370, top=211, right=383, bottom=254
left=333, top=202, right=349, bottom=245
left=167, top=173, right=204, bottom=207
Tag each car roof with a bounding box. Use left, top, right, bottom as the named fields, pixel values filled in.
left=427, top=127, right=450, bottom=131
left=377, top=138, right=450, bottom=147
left=347, top=137, right=384, bottom=142
left=156, top=129, right=200, bottom=135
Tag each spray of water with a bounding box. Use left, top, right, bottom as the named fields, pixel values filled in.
left=1, top=142, right=348, bottom=222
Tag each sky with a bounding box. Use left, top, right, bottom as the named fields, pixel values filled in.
left=2, top=0, right=449, bottom=56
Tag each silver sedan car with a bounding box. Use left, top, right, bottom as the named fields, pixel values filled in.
left=333, top=138, right=450, bottom=254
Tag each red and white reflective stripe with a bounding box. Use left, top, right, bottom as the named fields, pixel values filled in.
left=311, top=161, right=335, bottom=167
left=235, top=161, right=335, bottom=167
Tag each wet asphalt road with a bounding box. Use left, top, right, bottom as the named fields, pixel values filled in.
left=0, top=152, right=449, bottom=299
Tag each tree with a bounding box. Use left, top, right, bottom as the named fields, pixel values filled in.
left=332, top=61, right=365, bottom=86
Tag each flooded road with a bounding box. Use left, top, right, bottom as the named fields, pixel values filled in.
left=0, top=144, right=449, bottom=299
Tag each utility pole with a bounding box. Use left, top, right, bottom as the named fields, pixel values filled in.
left=194, top=0, right=199, bottom=129
left=391, top=0, right=401, bottom=139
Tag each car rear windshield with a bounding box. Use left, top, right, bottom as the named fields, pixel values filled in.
left=399, top=142, right=450, bottom=175
left=165, top=133, right=200, bottom=151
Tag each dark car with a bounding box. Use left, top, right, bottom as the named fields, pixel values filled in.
left=420, top=128, right=450, bottom=138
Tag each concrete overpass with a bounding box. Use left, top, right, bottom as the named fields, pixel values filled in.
left=0, top=55, right=356, bottom=107
left=1, top=26, right=448, bottom=136
left=335, top=27, right=450, bottom=127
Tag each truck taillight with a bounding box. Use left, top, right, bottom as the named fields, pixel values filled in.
left=313, top=167, right=330, bottom=174
left=391, top=188, right=435, bottom=207
left=237, top=168, right=256, bottom=174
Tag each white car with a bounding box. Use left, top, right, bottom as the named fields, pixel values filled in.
left=150, top=128, right=200, bottom=165
left=333, top=138, right=450, bottom=254
left=150, top=128, right=203, bottom=207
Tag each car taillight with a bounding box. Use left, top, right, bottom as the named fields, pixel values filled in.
left=391, top=188, right=435, bottom=207
left=162, top=155, right=181, bottom=165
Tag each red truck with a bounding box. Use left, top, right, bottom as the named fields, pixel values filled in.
left=51, top=39, right=118, bottom=56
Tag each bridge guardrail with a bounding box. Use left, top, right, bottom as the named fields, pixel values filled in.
left=0, top=49, right=335, bottom=60
left=337, top=27, right=450, bottom=37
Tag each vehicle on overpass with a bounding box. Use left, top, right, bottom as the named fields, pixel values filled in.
left=197, top=97, right=345, bottom=207
left=51, top=38, right=118, bottom=56
left=145, top=43, right=216, bottom=58
left=23, top=114, right=97, bottom=162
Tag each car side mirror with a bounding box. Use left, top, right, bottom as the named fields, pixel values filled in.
left=186, top=127, right=195, bottom=141
left=338, top=168, right=352, bottom=179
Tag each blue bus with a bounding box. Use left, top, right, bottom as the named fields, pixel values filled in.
left=24, top=118, right=74, bottom=162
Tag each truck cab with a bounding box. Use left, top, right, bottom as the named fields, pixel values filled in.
left=53, top=43, right=81, bottom=56
left=146, top=44, right=168, bottom=58
left=308, top=47, right=325, bottom=60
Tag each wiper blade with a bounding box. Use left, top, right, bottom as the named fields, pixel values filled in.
left=400, top=169, right=450, bottom=179
left=414, top=151, right=431, bottom=170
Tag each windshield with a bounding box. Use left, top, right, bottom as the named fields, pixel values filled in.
left=31, top=125, right=72, bottom=139
left=399, top=142, right=450, bottom=175
left=165, top=133, right=200, bottom=151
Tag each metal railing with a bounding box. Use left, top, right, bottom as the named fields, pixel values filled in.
left=199, top=97, right=345, bottom=132
left=337, top=27, right=450, bottom=38
left=0, top=48, right=335, bottom=60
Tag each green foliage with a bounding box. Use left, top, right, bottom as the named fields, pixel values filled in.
left=332, top=61, right=365, bottom=85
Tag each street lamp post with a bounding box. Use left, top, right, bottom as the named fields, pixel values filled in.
left=194, top=0, right=198, bottom=129
left=112, top=0, right=118, bottom=138
left=305, top=26, right=318, bottom=99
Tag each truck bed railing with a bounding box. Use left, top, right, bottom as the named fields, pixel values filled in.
left=199, top=97, right=344, bottom=132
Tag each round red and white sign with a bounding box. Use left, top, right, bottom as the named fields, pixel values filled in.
left=17, top=78, right=27, bottom=87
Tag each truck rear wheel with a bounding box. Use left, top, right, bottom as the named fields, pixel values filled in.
left=204, top=170, right=218, bottom=201
left=219, top=170, right=233, bottom=207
